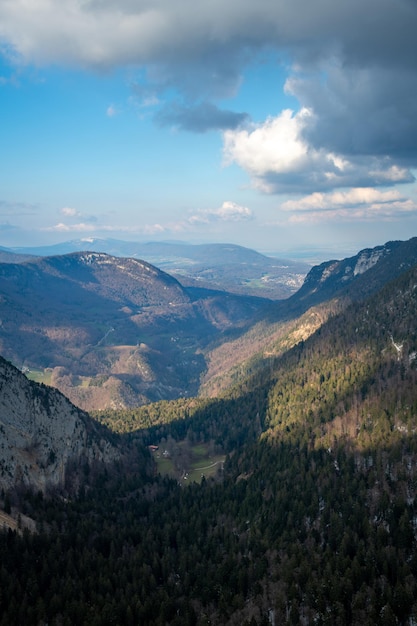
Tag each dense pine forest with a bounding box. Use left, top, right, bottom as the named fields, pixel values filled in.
left=2, top=262, right=417, bottom=624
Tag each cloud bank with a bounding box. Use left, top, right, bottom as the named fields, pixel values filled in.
left=1, top=0, right=415, bottom=75
left=188, top=201, right=253, bottom=223
left=45, top=201, right=251, bottom=236
left=281, top=188, right=417, bottom=223
left=223, top=109, right=414, bottom=194
left=1, top=0, right=417, bottom=201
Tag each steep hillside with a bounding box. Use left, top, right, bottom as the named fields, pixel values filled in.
left=3, top=246, right=417, bottom=625
left=260, top=259, right=417, bottom=447
left=201, top=236, right=417, bottom=395
left=0, top=252, right=268, bottom=410
left=0, top=356, right=119, bottom=494
left=294, top=236, right=417, bottom=307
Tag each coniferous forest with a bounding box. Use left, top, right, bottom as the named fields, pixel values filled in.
left=2, top=263, right=417, bottom=624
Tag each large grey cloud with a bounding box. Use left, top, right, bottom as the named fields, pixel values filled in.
left=1, top=0, right=417, bottom=191
left=287, top=64, right=417, bottom=164
left=223, top=108, right=415, bottom=194
left=1, top=0, right=415, bottom=84
left=155, top=102, right=249, bottom=132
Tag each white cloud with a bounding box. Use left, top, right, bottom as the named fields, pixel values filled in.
left=46, top=222, right=94, bottom=232
left=216, top=201, right=252, bottom=220
left=139, top=223, right=166, bottom=235
left=281, top=188, right=417, bottom=223
left=281, top=188, right=406, bottom=211
left=223, top=111, right=414, bottom=194
left=224, top=109, right=311, bottom=178
left=60, top=207, right=81, bottom=217
left=189, top=201, right=253, bottom=224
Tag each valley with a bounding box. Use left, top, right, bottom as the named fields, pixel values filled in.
left=1, top=236, right=417, bottom=624
left=0, top=251, right=271, bottom=410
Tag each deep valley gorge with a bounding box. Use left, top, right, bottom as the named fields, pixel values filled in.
left=2, top=237, right=417, bottom=625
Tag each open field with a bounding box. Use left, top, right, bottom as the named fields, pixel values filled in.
left=153, top=441, right=225, bottom=484
left=25, top=368, right=53, bottom=385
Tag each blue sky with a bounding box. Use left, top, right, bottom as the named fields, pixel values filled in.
left=1, top=0, right=417, bottom=260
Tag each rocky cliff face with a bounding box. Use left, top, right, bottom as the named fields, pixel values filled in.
left=0, top=357, right=119, bottom=493
left=294, top=237, right=417, bottom=307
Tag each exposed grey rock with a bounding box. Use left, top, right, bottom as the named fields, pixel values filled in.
left=0, top=356, right=119, bottom=493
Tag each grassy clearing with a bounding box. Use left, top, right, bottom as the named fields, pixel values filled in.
left=152, top=441, right=225, bottom=484
left=25, top=369, right=52, bottom=385
left=154, top=456, right=176, bottom=478
left=187, top=454, right=225, bottom=483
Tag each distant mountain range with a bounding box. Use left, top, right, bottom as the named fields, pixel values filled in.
left=1, top=237, right=417, bottom=411
left=2, top=239, right=310, bottom=299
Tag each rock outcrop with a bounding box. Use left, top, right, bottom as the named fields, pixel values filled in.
left=0, top=356, right=119, bottom=493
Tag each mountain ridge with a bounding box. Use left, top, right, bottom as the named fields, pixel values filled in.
left=4, top=238, right=310, bottom=299
left=2, top=237, right=417, bottom=409
left=2, top=236, right=417, bottom=624
left=0, top=251, right=269, bottom=410
left=200, top=236, right=417, bottom=395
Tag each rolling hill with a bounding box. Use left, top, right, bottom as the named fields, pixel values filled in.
left=8, top=238, right=310, bottom=299
left=0, top=251, right=269, bottom=410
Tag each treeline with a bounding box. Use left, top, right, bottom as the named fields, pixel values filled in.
left=1, top=432, right=417, bottom=624
left=93, top=392, right=267, bottom=453
left=2, top=264, right=417, bottom=623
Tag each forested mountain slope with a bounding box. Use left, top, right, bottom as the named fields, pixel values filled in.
left=262, top=255, right=417, bottom=446
left=83, top=259, right=417, bottom=624
left=201, top=236, right=417, bottom=396
left=2, top=241, right=417, bottom=625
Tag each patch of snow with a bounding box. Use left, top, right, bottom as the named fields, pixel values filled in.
left=79, top=252, right=110, bottom=265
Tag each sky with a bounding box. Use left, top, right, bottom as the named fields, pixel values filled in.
left=1, top=0, right=417, bottom=261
